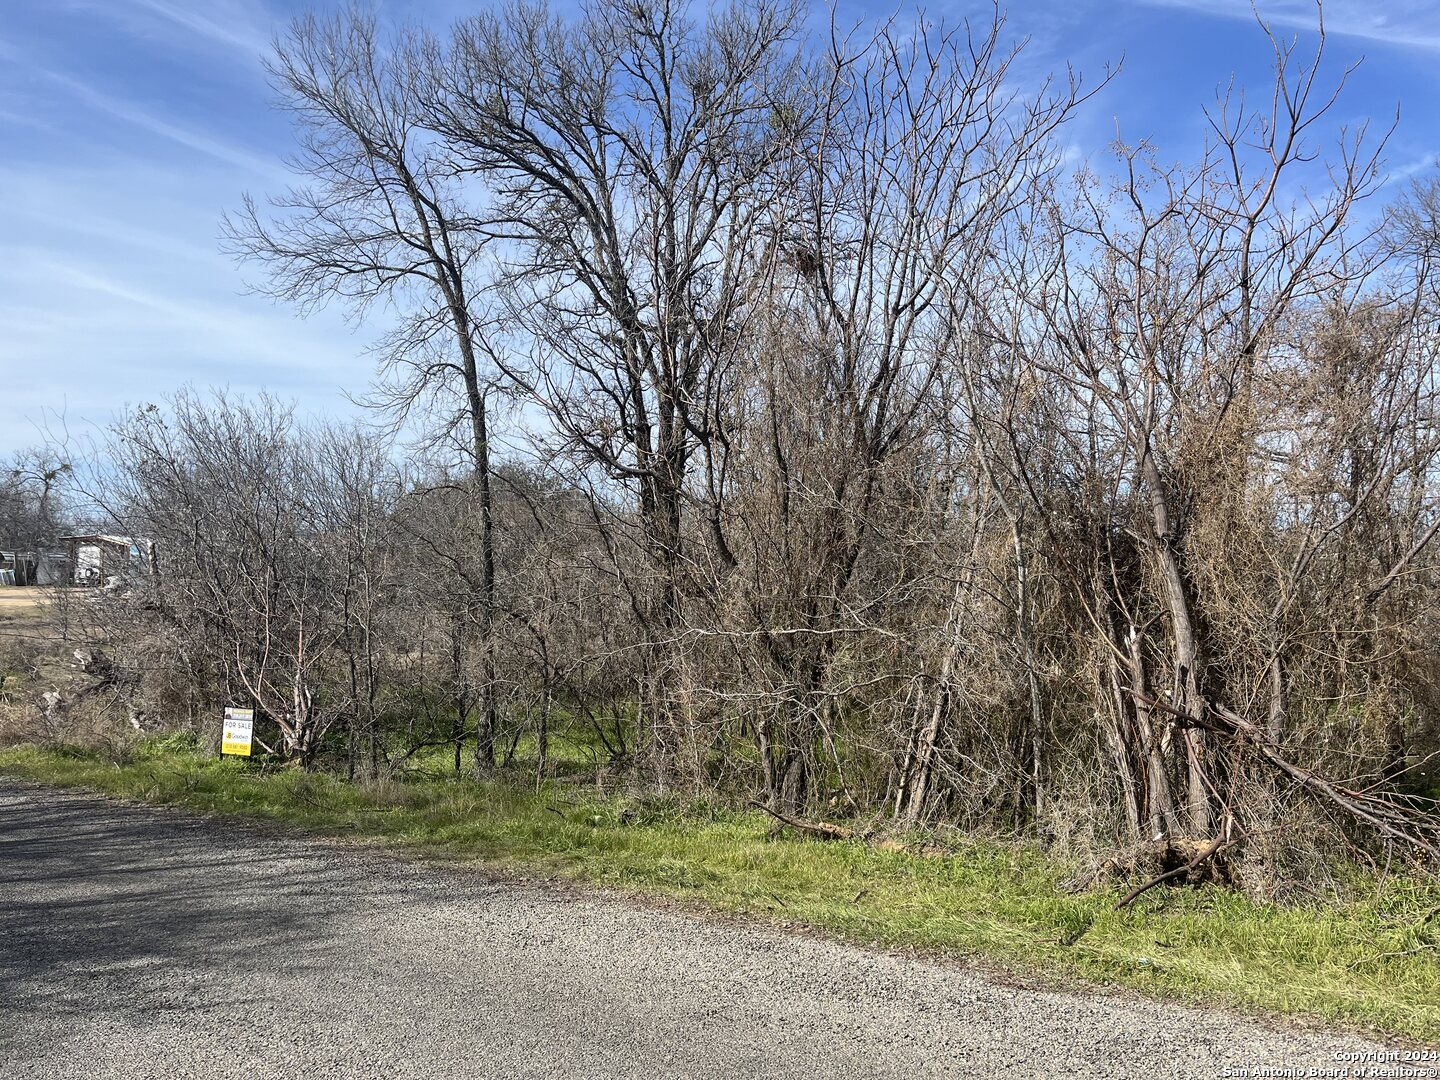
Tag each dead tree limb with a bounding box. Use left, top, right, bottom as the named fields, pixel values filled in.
left=750, top=800, right=857, bottom=841
left=1114, top=836, right=1235, bottom=910
left=1130, top=688, right=1440, bottom=864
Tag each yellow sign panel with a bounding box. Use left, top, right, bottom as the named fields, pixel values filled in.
left=222, top=707, right=254, bottom=756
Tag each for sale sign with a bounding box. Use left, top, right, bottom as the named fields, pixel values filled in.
left=222, top=707, right=255, bottom=756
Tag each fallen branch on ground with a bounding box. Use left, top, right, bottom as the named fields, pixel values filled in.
left=1347, top=942, right=1440, bottom=969
left=1128, top=688, right=1440, bottom=867
left=747, top=801, right=946, bottom=856
left=749, top=800, right=856, bottom=841
left=1115, top=836, right=1238, bottom=910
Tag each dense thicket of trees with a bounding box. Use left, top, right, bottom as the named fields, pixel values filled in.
left=0, top=452, right=69, bottom=554
left=18, top=1, right=1440, bottom=881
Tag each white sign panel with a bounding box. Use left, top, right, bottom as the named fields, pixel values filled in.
left=222, top=707, right=254, bottom=756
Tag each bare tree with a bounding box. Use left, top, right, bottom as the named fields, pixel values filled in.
left=418, top=0, right=809, bottom=786
left=226, top=11, right=501, bottom=770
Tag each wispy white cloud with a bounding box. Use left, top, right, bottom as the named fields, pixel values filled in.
left=0, top=244, right=350, bottom=365
left=0, top=245, right=363, bottom=443
left=24, top=63, right=286, bottom=180
left=1383, top=150, right=1440, bottom=187
left=0, top=106, right=61, bottom=135
left=123, top=0, right=273, bottom=58
left=0, top=2, right=376, bottom=455
left=1136, top=0, right=1440, bottom=52
left=43, top=0, right=278, bottom=66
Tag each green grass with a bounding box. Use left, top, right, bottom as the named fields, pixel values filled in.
left=3, top=742, right=1438, bottom=1043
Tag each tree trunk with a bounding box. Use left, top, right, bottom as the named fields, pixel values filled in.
left=1127, top=623, right=1179, bottom=839
left=1266, top=653, right=1287, bottom=742
left=640, top=476, right=685, bottom=788
left=1013, top=519, right=1044, bottom=823
left=1104, top=650, right=1144, bottom=840
left=451, top=611, right=467, bottom=776
left=1141, top=448, right=1212, bottom=836
left=458, top=336, right=498, bottom=774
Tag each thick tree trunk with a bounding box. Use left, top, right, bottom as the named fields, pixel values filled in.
left=639, top=475, right=685, bottom=788
left=458, top=336, right=498, bottom=774
left=1127, top=623, right=1180, bottom=839
left=1141, top=448, right=1212, bottom=836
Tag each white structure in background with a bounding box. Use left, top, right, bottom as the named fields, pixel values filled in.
left=57, top=535, right=156, bottom=588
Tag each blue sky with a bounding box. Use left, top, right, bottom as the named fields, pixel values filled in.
left=2, top=0, right=1438, bottom=457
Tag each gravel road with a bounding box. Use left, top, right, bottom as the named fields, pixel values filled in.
left=0, top=781, right=1395, bottom=1079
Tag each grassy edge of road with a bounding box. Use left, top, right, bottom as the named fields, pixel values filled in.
left=3, top=743, right=1438, bottom=1043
